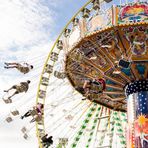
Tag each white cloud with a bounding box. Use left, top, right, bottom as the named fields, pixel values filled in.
left=0, top=0, right=55, bottom=50
left=0, top=0, right=58, bottom=148
left=0, top=0, right=57, bottom=91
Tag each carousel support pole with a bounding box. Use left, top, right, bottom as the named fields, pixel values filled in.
left=125, top=80, right=148, bottom=148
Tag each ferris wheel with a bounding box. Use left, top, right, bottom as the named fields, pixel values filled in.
left=34, top=0, right=148, bottom=147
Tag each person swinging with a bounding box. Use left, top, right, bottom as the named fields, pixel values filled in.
left=4, top=62, right=33, bottom=74
left=4, top=80, right=31, bottom=100
left=41, top=134, right=53, bottom=148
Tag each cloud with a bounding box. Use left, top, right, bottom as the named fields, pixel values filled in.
left=0, top=0, right=56, bottom=50
left=0, top=0, right=58, bottom=147
left=0, top=0, right=59, bottom=97
left=0, top=0, right=57, bottom=85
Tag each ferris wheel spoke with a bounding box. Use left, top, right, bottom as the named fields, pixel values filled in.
left=48, top=101, right=90, bottom=137
left=45, top=100, right=87, bottom=132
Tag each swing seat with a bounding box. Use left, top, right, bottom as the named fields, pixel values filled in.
left=3, top=98, right=12, bottom=104
left=11, top=110, right=19, bottom=116
left=23, top=133, right=28, bottom=139
left=119, top=59, right=130, bottom=69
left=6, top=117, right=13, bottom=123
left=57, top=40, right=63, bottom=50
left=21, top=127, right=27, bottom=133
left=54, top=71, right=66, bottom=79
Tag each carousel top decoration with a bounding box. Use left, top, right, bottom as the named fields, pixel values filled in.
left=118, top=2, right=148, bottom=24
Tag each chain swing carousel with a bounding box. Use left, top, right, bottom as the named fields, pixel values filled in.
left=35, top=0, right=148, bottom=148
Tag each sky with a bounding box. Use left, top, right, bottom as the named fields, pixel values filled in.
left=0, top=0, right=87, bottom=148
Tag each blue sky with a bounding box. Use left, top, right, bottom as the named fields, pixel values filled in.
left=0, top=0, right=88, bottom=76
left=0, top=0, right=89, bottom=89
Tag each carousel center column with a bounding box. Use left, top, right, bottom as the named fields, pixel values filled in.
left=125, top=80, right=148, bottom=148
